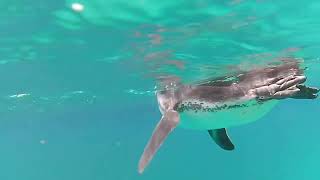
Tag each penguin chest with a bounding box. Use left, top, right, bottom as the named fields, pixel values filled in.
left=177, top=99, right=278, bottom=130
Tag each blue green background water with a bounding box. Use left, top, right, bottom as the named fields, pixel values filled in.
left=1, top=0, right=320, bottom=179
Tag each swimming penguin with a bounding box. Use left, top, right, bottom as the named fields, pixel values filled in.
left=138, top=60, right=319, bottom=173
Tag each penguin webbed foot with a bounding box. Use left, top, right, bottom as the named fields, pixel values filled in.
left=292, top=84, right=319, bottom=99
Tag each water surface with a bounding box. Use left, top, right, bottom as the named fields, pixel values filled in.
left=0, top=0, right=320, bottom=179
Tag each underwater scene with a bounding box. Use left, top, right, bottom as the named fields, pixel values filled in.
left=1, top=0, right=320, bottom=179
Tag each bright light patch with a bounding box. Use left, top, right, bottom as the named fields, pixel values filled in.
left=9, top=93, right=30, bottom=98
left=71, top=3, right=84, bottom=12
left=40, top=139, right=48, bottom=145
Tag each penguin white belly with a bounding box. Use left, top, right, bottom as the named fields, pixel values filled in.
left=178, top=100, right=278, bottom=130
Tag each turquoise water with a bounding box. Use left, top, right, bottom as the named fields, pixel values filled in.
left=1, top=0, right=320, bottom=179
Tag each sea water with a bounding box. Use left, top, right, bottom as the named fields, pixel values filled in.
left=0, top=0, right=320, bottom=179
